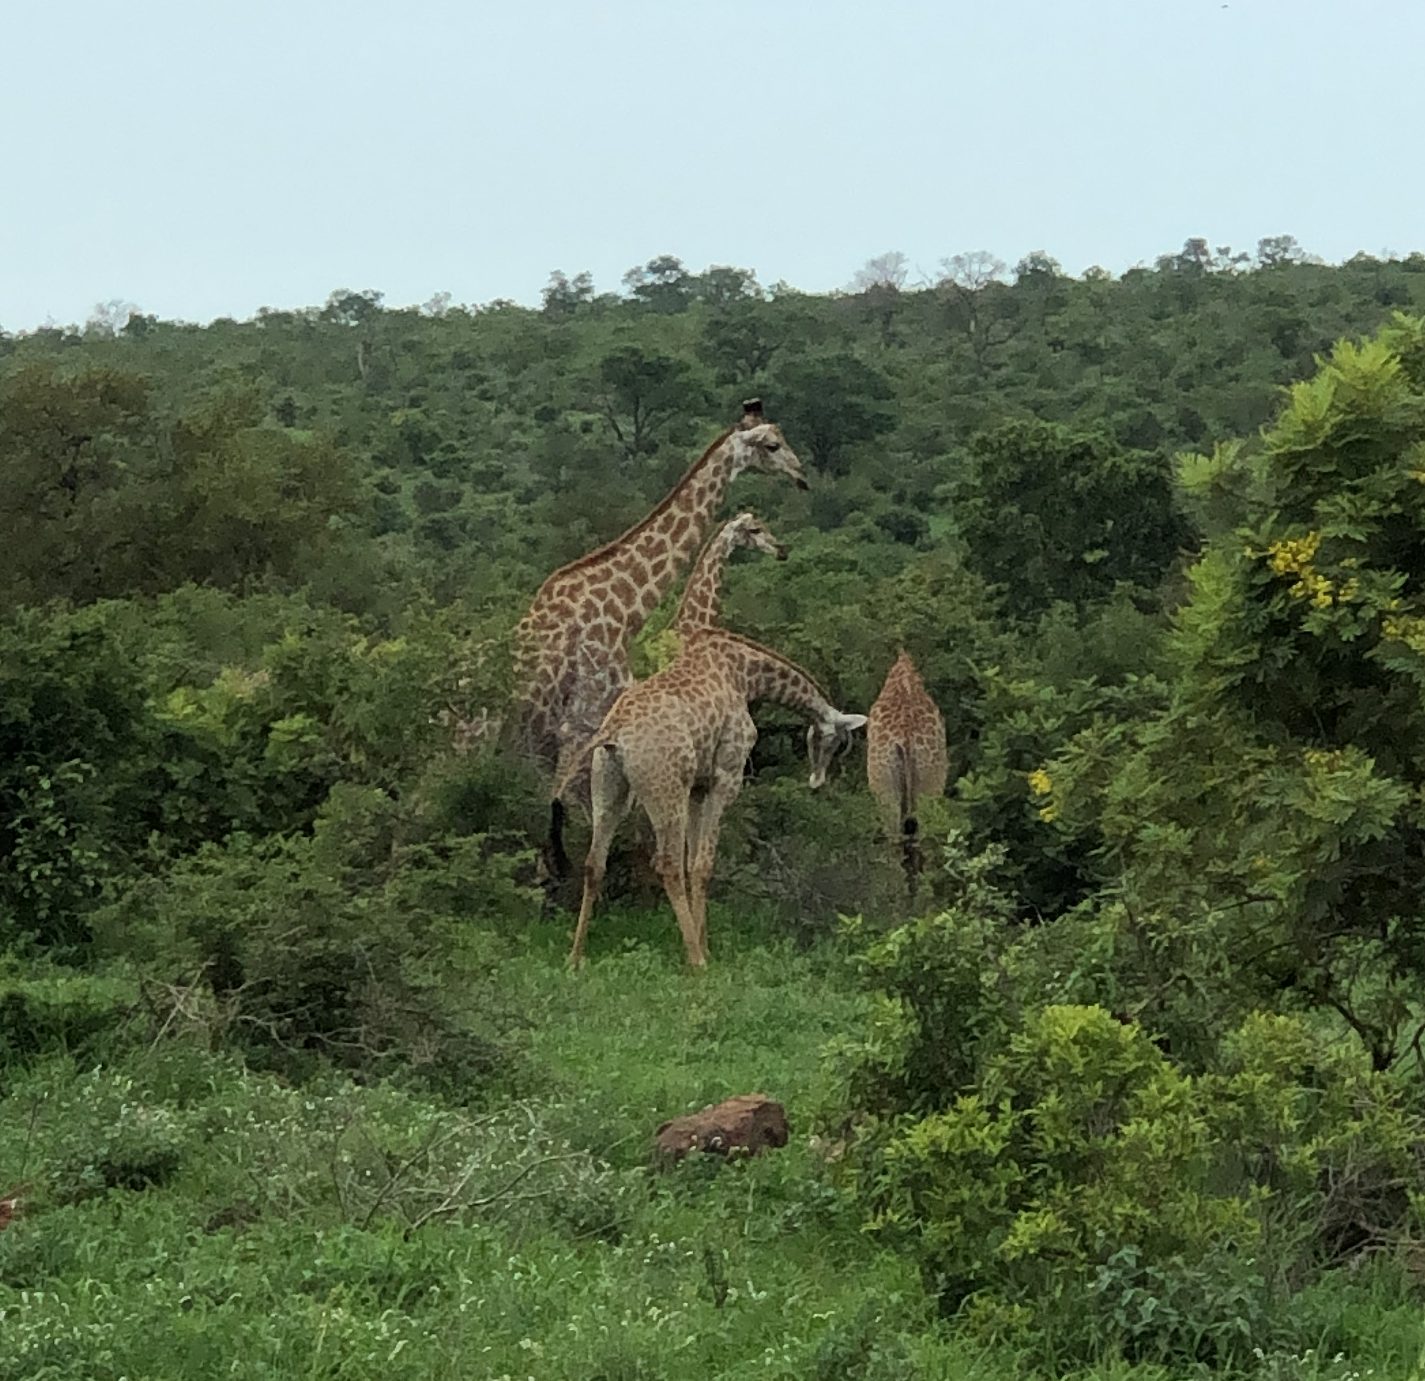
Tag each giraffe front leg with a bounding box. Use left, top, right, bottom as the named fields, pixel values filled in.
left=568, top=747, right=630, bottom=968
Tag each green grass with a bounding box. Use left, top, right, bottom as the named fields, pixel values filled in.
left=506, top=901, right=865, bottom=1148
left=1, top=909, right=1423, bottom=1379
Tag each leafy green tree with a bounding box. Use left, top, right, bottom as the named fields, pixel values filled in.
left=952, top=419, right=1190, bottom=617
left=1046, top=316, right=1425, bottom=1067
left=621, top=255, right=694, bottom=314
left=697, top=298, right=786, bottom=386
left=770, top=350, right=893, bottom=476
left=540, top=270, right=594, bottom=317
left=695, top=264, right=760, bottom=308
left=1255, top=234, right=1308, bottom=269
left=593, top=343, right=707, bottom=461
left=938, top=252, right=1015, bottom=375
left=166, top=386, right=360, bottom=590
left=848, top=253, right=910, bottom=346
left=320, top=288, right=384, bottom=327
left=0, top=363, right=153, bottom=607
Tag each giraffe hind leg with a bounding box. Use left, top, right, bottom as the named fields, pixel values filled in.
left=649, top=807, right=704, bottom=969
left=687, top=770, right=743, bottom=962
left=568, top=747, right=631, bottom=968
left=895, top=744, right=921, bottom=899
left=901, top=821, right=922, bottom=899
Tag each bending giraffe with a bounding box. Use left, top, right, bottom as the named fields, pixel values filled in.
left=512, top=400, right=808, bottom=874
left=866, top=651, right=949, bottom=889
left=558, top=630, right=866, bottom=968
left=550, top=511, right=790, bottom=872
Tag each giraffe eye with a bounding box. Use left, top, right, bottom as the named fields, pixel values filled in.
left=766, top=442, right=781, bottom=452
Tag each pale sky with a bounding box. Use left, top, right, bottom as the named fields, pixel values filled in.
left=4, top=0, right=1423, bottom=329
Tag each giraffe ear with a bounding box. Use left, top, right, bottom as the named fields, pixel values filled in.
left=835, top=712, right=868, bottom=733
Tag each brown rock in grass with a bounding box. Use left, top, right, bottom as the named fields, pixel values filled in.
left=653, top=1093, right=789, bottom=1166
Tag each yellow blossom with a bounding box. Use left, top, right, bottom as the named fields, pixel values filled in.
left=1027, top=768, right=1053, bottom=796
left=1266, top=530, right=1321, bottom=576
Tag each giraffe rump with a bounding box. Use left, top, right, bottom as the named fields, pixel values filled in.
left=866, top=652, right=949, bottom=897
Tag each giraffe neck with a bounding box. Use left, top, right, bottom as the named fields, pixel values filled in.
left=702, top=632, right=837, bottom=722
left=675, top=526, right=740, bottom=632
left=604, top=429, right=744, bottom=627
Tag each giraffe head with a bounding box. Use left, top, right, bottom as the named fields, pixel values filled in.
left=806, top=710, right=868, bottom=789
left=728, top=399, right=809, bottom=490
left=724, top=511, right=789, bottom=562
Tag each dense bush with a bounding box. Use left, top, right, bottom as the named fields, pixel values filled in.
left=857, top=1002, right=1423, bottom=1367
left=0, top=960, right=137, bottom=1070
left=1040, top=315, right=1425, bottom=1070
left=951, top=419, right=1192, bottom=617
left=0, top=607, right=153, bottom=947
left=91, top=784, right=539, bottom=1087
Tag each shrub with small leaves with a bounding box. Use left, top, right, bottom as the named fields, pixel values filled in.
left=853, top=1003, right=1424, bottom=1369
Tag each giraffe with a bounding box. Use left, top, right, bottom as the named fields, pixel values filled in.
left=558, top=629, right=867, bottom=968
left=515, top=399, right=808, bottom=874
left=548, top=511, right=790, bottom=874
left=866, top=651, right=949, bottom=889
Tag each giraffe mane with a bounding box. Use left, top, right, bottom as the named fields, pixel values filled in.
left=541, top=425, right=737, bottom=581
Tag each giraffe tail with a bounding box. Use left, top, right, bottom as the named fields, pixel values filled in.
left=549, top=799, right=571, bottom=879
left=895, top=743, right=921, bottom=897
left=895, top=743, right=918, bottom=838
left=548, top=737, right=613, bottom=879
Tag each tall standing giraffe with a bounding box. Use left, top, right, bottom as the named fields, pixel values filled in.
left=559, top=629, right=866, bottom=968
left=866, top=651, right=949, bottom=888
left=514, top=400, right=808, bottom=873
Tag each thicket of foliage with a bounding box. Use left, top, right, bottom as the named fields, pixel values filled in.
left=6, top=243, right=1425, bottom=1377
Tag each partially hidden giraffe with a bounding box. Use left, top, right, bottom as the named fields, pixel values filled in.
left=514, top=400, right=808, bottom=873
left=866, top=651, right=949, bottom=888
left=558, top=629, right=867, bottom=968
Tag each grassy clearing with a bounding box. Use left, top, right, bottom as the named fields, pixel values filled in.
left=1, top=909, right=1423, bottom=1379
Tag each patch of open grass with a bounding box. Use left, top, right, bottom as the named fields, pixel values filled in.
left=2, top=909, right=1423, bottom=1379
